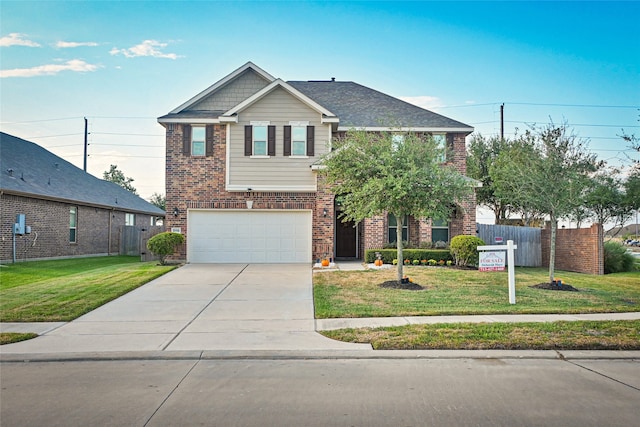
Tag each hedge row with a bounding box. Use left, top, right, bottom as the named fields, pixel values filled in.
left=365, top=249, right=452, bottom=264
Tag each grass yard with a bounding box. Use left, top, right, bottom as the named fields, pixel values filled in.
left=0, top=256, right=176, bottom=322
left=320, top=320, right=640, bottom=350
left=313, top=267, right=640, bottom=318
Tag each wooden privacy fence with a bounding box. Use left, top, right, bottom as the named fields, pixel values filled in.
left=476, top=223, right=542, bottom=267
left=120, top=226, right=164, bottom=262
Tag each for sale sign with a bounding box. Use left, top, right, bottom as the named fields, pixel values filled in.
left=479, top=251, right=506, bottom=272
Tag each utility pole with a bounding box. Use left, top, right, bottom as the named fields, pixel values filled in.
left=500, top=103, right=504, bottom=141
left=83, top=117, right=88, bottom=172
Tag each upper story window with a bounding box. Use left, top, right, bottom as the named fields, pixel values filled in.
left=433, top=134, right=446, bottom=162
left=253, top=125, right=268, bottom=156
left=125, top=213, right=135, bottom=226
left=245, top=122, right=275, bottom=157
left=292, top=127, right=307, bottom=156
left=69, top=206, right=77, bottom=243
left=284, top=123, right=315, bottom=157
left=183, top=124, right=213, bottom=157
left=191, top=126, right=206, bottom=156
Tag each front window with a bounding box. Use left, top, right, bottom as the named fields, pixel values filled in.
left=191, top=126, right=206, bottom=156
left=292, top=126, right=307, bottom=156
left=388, top=214, right=408, bottom=243
left=432, top=218, right=449, bottom=243
left=69, top=206, right=77, bottom=243
left=125, top=213, right=135, bottom=226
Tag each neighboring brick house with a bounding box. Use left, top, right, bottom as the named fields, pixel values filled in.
left=0, top=132, right=165, bottom=262
left=158, top=62, right=476, bottom=263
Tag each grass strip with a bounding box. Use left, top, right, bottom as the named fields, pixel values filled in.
left=320, top=320, right=640, bottom=350
left=0, top=333, right=38, bottom=345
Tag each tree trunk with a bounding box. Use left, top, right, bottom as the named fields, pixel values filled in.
left=396, top=214, right=404, bottom=284
left=548, top=216, right=557, bottom=284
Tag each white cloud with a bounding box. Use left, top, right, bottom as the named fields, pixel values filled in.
left=109, top=40, right=180, bottom=59
left=399, top=95, right=442, bottom=111
left=56, top=41, right=99, bottom=48
left=0, top=59, right=101, bottom=78
left=0, top=33, right=41, bottom=47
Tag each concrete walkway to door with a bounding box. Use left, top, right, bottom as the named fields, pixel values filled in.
left=0, top=264, right=371, bottom=354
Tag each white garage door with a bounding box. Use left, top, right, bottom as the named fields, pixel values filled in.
left=187, top=210, right=312, bottom=263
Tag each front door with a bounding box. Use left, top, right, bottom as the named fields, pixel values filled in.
left=335, top=218, right=357, bottom=258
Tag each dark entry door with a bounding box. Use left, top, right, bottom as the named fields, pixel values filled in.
left=335, top=218, right=357, bottom=258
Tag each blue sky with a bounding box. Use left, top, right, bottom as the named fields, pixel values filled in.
left=1, top=1, right=639, bottom=217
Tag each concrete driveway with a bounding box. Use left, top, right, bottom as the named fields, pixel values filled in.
left=0, top=264, right=371, bottom=354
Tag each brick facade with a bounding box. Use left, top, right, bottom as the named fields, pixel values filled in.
left=1, top=193, right=155, bottom=262
left=165, top=117, right=477, bottom=263
left=541, top=223, right=604, bottom=275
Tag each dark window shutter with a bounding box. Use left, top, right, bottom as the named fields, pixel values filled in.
left=183, top=124, right=192, bottom=156
left=205, top=125, right=214, bottom=156
left=268, top=125, right=276, bottom=156
left=283, top=125, right=292, bottom=156
left=244, top=125, right=252, bottom=156
left=306, top=126, right=315, bottom=156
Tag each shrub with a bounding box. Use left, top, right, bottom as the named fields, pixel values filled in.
left=412, top=259, right=420, bottom=265
left=449, top=235, right=485, bottom=267
left=604, top=240, right=635, bottom=274
left=147, top=232, right=185, bottom=265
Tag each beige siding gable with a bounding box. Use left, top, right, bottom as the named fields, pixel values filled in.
left=227, top=87, right=331, bottom=191
left=190, top=69, right=271, bottom=112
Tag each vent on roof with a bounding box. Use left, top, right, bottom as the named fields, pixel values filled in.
left=308, top=77, right=336, bottom=82
left=7, top=168, right=14, bottom=177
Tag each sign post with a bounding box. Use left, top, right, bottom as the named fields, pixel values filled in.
left=477, top=240, right=518, bottom=304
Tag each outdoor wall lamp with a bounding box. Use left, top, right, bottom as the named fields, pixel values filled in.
left=173, top=207, right=179, bottom=217
left=323, top=208, right=328, bottom=217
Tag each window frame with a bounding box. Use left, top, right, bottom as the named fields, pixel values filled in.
left=432, top=133, right=446, bottom=163
left=69, top=206, right=77, bottom=244
left=388, top=214, right=409, bottom=244
left=252, top=124, right=268, bottom=157
left=191, top=125, right=206, bottom=157
left=431, top=218, right=450, bottom=243
left=291, top=126, right=307, bottom=156
left=125, top=213, right=136, bottom=226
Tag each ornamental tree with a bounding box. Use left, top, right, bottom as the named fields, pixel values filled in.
left=320, top=129, right=475, bottom=284
left=491, top=123, right=602, bottom=283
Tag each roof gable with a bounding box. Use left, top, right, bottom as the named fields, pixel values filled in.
left=169, top=62, right=275, bottom=114
left=0, top=132, right=165, bottom=215
left=221, top=79, right=337, bottom=123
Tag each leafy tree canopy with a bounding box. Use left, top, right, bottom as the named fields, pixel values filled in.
left=148, top=192, right=166, bottom=211
left=320, top=129, right=475, bottom=282
left=103, top=164, right=138, bottom=195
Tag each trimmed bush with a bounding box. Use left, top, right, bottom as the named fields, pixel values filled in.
left=147, top=232, right=185, bottom=265
left=449, top=235, right=485, bottom=267
left=365, top=249, right=452, bottom=264
left=604, top=240, right=636, bottom=274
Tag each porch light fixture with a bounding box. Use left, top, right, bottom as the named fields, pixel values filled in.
left=173, top=207, right=179, bottom=217
left=323, top=208, right=328, bottom=217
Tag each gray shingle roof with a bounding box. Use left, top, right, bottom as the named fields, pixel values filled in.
left=0, top=132, right=165, bottom=216
left=287, top=81, right=472, bottom=130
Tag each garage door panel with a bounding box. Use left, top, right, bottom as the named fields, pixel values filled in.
left=187, top=210, right=311, bottom=263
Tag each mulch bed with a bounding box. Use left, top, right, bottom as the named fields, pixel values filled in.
left=379, top=280, right=424, bottom=291
left=530, top=282, right=579, bottom=292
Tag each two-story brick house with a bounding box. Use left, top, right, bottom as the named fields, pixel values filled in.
left=158, top=62, right=476, bottom=263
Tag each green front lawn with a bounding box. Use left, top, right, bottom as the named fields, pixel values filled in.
left=321, top=320, right=640, bottom=350
left=313, top=267, right=640, bottom=318
left=0, top=256, right=176, bottom=322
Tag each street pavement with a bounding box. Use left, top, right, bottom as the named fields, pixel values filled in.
left=1, top=262, right=639, bottom=426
